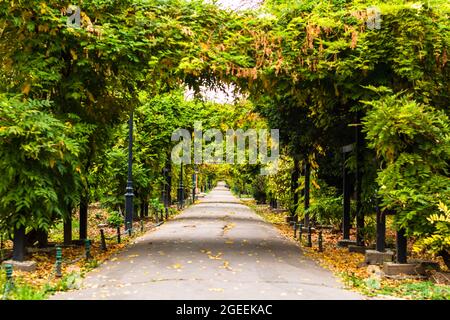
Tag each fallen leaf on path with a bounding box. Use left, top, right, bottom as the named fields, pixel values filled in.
left=220, top=261, right=233, bottom=270
left=222, top=223, right=235, bottom=234
left=208, top=252, right=223, bottom=260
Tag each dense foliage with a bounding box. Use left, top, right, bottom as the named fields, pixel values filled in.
left=0, top=95, right=92, bottom=233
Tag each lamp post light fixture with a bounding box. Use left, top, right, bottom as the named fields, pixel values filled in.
left=124, top=111, right=134, bottom=232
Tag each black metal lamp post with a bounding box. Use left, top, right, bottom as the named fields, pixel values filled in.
left=124, top=111, right=134, bottom=231
left=178, top=164, right=184, bottom=209
left=341, top=144, right=353, bottom=241
left=162, top=168, right=168, bottom=208
left=192, top=165, right=198, bottom=202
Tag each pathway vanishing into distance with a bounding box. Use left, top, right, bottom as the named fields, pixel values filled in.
left=51, top=182, right=363, bottom=300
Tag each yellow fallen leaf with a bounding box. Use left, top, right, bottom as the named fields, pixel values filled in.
left=208, top=252, right=223, bottom=260
left=21, top=82, right=31, bottom=95
left=220, top=261, right=232, bottom=270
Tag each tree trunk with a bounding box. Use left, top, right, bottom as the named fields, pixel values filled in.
left=13, top=225, right=26, bottom=261
left=144, top=201, right=149, bottom=217
left=140, top=202, right=145, bottom=219
left=79, top=195, right=88, bottom=240
left=439, top=250, right=450, bottom=270
left=25, top=228, right=48, bottom=247
left=36, top=229, right=48, bottom=248
left=396, top=228, right=407, bottom=263
left=64, top=206, right=72, bottom=245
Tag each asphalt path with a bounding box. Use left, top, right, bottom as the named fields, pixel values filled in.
left=51, top=182, right=363, bottom=300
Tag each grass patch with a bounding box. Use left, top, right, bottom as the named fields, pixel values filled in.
left=0, top=269, right=81, bottom=300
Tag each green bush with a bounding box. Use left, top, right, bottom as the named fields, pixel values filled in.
left=304, top=183, right=343, bottom=228
left=149, top=198, right=164, bottom=216
left=0, top=95, right=93, bottom=235
left=363, top=92, right=450, bottom=267
left=414, top=202, right=450, bottom=269
left=107, top=210, right=123, bottom=227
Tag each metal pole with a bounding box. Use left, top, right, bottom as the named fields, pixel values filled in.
left=307, top=225, right=312, bottom=247
left=55, top=247, right=62, bottom=277
left=12, top=225, right=26, bottom=261
left=178, top=164, right=184, bottom=209
left=396, top=228, right=407, bottom=263
left=64, top=209, right=72, bottom=245
left=318, top=230, right=323, bottom=252
left=293, top=222, right=297, bottom=238
left=162, top=167, right=169, bottom=208
left=292, top=158, right=300, bottom=222
left=84, top=239, right=92, bottom=260
left=100, top=229, right=107, bottom=251
left=192, top=169, right=197, bottom=203
left=342, top=151, right=351, bottom=240
left=355, top=112, right=364, bottom=246
left=124, top=111, right=134, bottom=231
left=304, top=160, right=311, bottom=227
left=375, top=196, right=386, bottom=252
left=127, top=221, right=132, bottom=236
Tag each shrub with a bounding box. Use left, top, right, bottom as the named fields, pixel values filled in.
left=363, top=92, right=450, bottom=267
left=107, top=210, right=123, bottom=227
left=305, top=184, right=343, bottom=228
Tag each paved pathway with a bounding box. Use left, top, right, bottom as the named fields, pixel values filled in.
left=51, top=182, right=363, bottom=300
